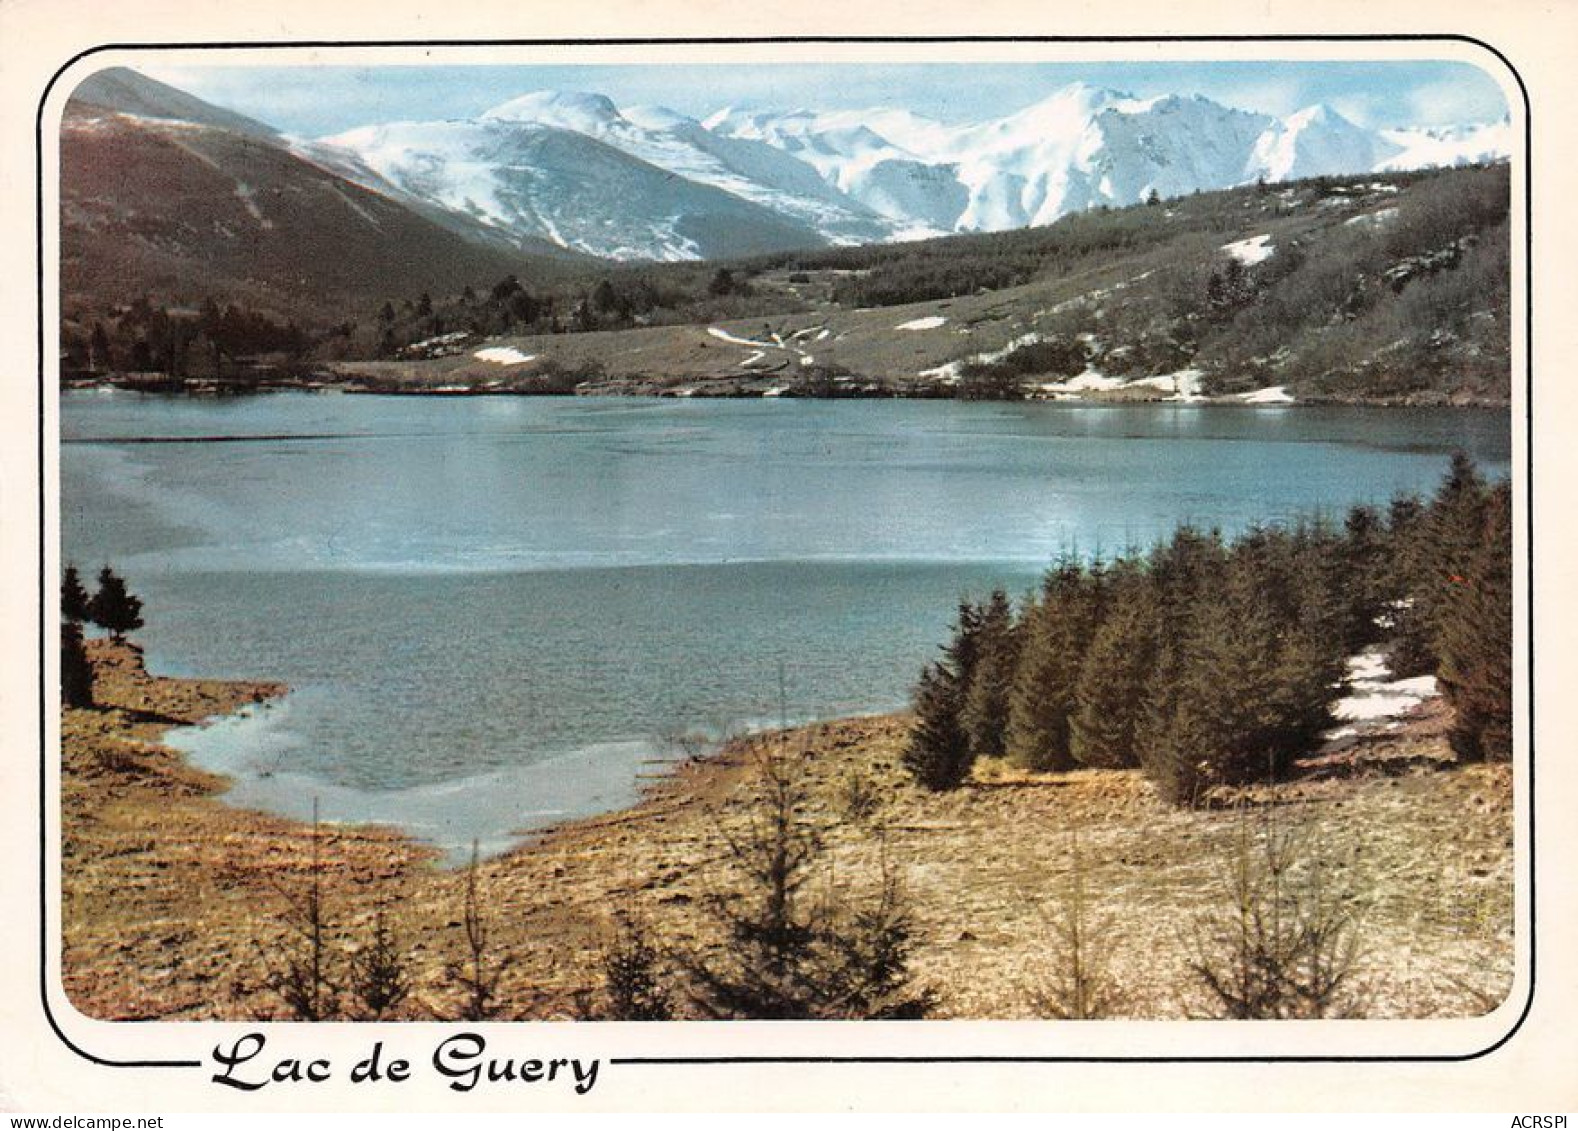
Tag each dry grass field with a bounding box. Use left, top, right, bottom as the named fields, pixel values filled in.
left=61, top=640, right=1512, bottom=1022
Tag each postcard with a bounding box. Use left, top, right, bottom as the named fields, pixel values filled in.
left=2, top=0, right=1573, bottom=1114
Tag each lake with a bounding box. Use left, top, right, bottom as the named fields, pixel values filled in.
left=59, top=392, right=1511, bottom=861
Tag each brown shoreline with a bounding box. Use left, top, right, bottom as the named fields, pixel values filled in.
left=62, top=372, right=1513, bottom=408
left=62, top=638, right=1515, bottom=1021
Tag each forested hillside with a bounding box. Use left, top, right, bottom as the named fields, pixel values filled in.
left=65, top=162, right=1511, bottom=404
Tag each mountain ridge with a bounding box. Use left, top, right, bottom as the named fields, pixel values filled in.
left=72, top=68, right=1510, bottom=267
left=307, top=79, right=1511, bottom=261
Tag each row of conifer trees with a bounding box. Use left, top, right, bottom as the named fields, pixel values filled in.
left=903, top=455, right=1512, bottom=802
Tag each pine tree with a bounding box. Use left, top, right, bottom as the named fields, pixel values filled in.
left=902, top=599, right=984, bottom=790
left=508, top=290, right=539, bottom=327
left=60, top=620, right=94, bottom=709
left=1157, top=583, right=1276, bottom=803
left=1033, top=823, right=1123, bottom=1018
left=1266, top=616, right=1344, bottom=759
left=571, top=297, right=596, bottom=333
left=681, top=742, right=822, bottom=1018
left=1393, top=454, right=1488, bottom=675
left=445, top=842, right=510, bottom=1020
left=599, top=914, right=672, bottom=1021
left=1070, top=563, right=1158, bottom=769
left=1190, top=809, right=1366, bottom=1019
left=1006, top=561, right=1103, bottom=771
left=1233, top=520, right=1350, bottom=759
left=199, top=296, right=223, bottom=344
left=1437, top=481, right=1513, bottom=762
left=684, top=743, right=821, bottom=1018
left=88, top=566, right=143, bottom=642
left=1144, top=542, right=1318, bottom=806
left=960, top=589, right=1019, bottom=761
left=1383, top=492, right=1436, bottom=676
left=592, top=279, right=621, bottom=316
left=62, top=565, right=91, bottom=624
left=1133, top=527, right=1227, bottom=786
left=265, top=802, right=339, bottom=1020
left=1274, top=524, right=1350, bottom=752
left=1425, top=454, right=1490, bottom=619
left=947, top=598, right=985, bottom=682
left=1335, top=505, right=1390, bottom=652
left=812, top=849, right=934, bottom=1019
left=902, top=661, right=971, bottom=791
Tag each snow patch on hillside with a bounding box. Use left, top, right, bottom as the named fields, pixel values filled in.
left=232, top=182, right=273, bottom=229
left=709, top=324, right=820, bottom=370
left=1346, top=207, right=1400, bottom=228
left=707, top=326, right=771, bottom=348
left=1042, top=369, right=1125, bottom=393
left=920, top=329, right=1056, bottom=384
left=1222, top=234, right=1275, bottom=265
left=1327, top=648, right=1439, bottom=740
left=896, top=316, right=947, bottom=331
left=1126, top=368, right=1205, bottom=401
left=474, top=347, right=535, bottom=364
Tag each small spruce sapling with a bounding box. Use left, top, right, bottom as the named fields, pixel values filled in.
left=599, top=913, right=672, bottom=1021
left=347, top=907, right=411, bottom=1021
left=264, top=800, right=340, bottom=1020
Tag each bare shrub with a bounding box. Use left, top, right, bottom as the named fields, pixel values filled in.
left=680, top=738, right=932, bottom=1019
left=444, top=842, right=511, bottom=1020
left=261, top=802, right=339, bottom=1020
left=1189, top=807, right=1368, bottom=1019
left=837, top=770, right=883, bottom=824
left=1030, top=824, right=1125, bottom=1019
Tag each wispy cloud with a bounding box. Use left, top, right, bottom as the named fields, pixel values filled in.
left=1327, top=94, right=1385, bottom=129
left=1185, top=76, right=1307, bottom=119
left=133, top=58, right=1510, bottom=138
left=1407, top=77, right=1509, bottom=126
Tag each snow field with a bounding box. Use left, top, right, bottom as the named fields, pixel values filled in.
left=473, top=347, right=536, bottom=365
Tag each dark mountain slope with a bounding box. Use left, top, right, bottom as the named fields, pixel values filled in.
left=69, top=67, right=282, bottom=142
left=60, top=73, right=574, bottom=327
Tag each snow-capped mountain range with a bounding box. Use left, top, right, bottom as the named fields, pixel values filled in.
left=298, top=82, right=1510, bottom=262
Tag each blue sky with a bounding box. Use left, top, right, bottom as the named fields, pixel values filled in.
left=139, top=59, right=1510, bottom=138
